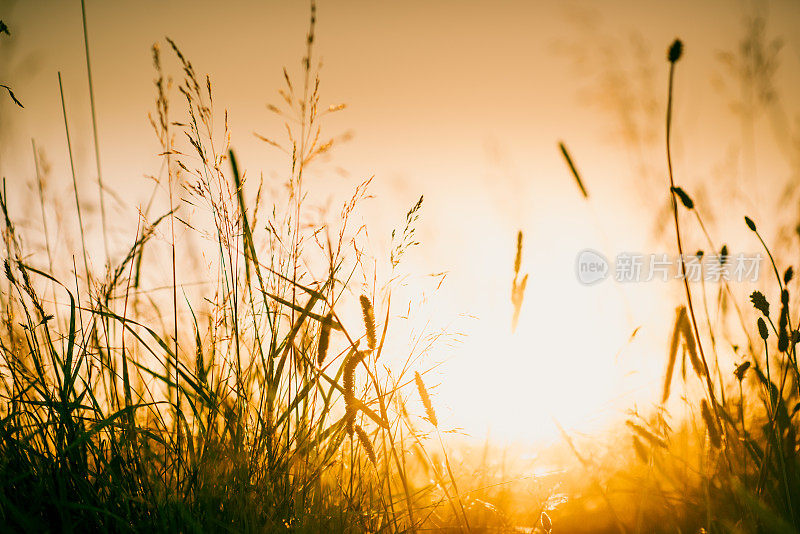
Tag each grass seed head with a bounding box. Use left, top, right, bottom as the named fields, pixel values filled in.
left=750, top=291, right=770, bottom=317
left=360, top=295, right=376, bottom=351
left=632, top=435, right=650, bottom=464
left=626, top=420, right=667, bottom=449
left=758, top=317, right=769, bottom=340
left=415, top=372, right=438, bottom=428
left=679, top=313, right=705, bottom=378
left=354, top=424, right=376, bottom=465
left=671, top=186, right=694, bottom=209
left=668, top=39, right=683, bottom=62
left=663, top=306, right=686, bottom=403
left=779, top=292, right=790, bottom=351
left=701, top=399, right=722, bottom=448
left=317, top=312, right=332, bottom=365
left=344, top=349, right=367, bottom=434
left=540, top=511, right=552, bottom=533
left=734, top=361, right=751, bottom=381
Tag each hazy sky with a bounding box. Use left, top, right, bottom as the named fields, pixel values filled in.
left=3, top=0, right=800, bottom=444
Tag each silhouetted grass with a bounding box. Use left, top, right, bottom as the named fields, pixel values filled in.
left=0, top=5, right=475, bottom=532
left=3, top=4, right=800, bottom=534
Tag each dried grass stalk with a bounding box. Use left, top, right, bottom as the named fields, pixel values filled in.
left=415, top=372, right=438, bottom=427
left=360, top=295, right=376, bottom=351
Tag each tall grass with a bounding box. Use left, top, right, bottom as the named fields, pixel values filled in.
left=3, top=5, right=800, bottom=534
left=0, top=7, right=478, bottom=532
left=540, top=31, right=800, bottom=534
left=585, top=37, right=800, bottom=534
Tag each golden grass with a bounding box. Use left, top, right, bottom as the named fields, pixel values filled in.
left=2, top=5, right=800, bottom=534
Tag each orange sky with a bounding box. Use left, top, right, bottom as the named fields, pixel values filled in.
left=3, top=0, right=800, bottom=444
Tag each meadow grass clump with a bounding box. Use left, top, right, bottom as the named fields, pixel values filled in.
left=7, top=3, right=800, bottom=533
left=536, top=28, right=800, bottom=533
left=0, top=5, right=477, bottom=532
left=593, top=36, right=800, bottom=534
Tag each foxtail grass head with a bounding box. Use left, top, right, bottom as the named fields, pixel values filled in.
left=511, top=231, right=528, bottom=333
left=668, top=39, right=683, bottom=63
left=318, top=312, right=332, bottom=365
left=700, top=399, right=722, bottom=448
left=415, top=372, right=438, bottom=428
left=343, top=348, right=367, bottom=435
left=626, top=420, right=667, bottom=449
left=354, top=424, right=376, bottom=465
left=662, top=306, right=686, bottom=403
left=360, top=295, right=376, bottom=351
